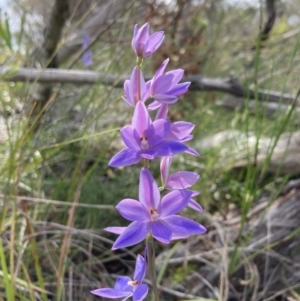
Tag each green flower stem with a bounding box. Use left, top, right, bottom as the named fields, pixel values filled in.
left=137, top=54, right=158, bottom=300
left=136, top=57, right=144, bottom=102
left=146, top=234, right=160, bottom=301
left=142, top=158, right=149, bottom=168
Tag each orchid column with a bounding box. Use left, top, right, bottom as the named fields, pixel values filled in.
left=91, top=23, right=206, bottom=301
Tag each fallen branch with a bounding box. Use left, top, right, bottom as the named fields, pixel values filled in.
left=0, top=67, right=296, bottom=105
left=196, top=129, right=300, bottom=174
left=216, top=97, right=300, bottom=118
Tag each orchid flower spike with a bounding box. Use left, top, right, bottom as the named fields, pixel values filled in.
left=131, top=23, right=164, bottom=58
left=91, top=255, right=148, bottom=301
left=109, top=101, right=188, bottom=167
left=106, top=168, right=206, bottom=249
left=160, top=156, right=203, bottom=212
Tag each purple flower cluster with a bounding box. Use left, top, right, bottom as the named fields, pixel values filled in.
left=91, top=23, right=206, bottom=301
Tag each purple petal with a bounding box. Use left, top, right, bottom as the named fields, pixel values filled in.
left=160, top=156, right=172, bottom=187
left=188, top=198, right=203, bottom=212
left=82, top=50, right=92, bottom=67
left=155, top=104, right=168, bottom=119
left=105, top=227, right=126, bottom=235
left=145, top=80, right=151, bottom=97
left=153, top=94, right=178, bottom=104
left=166, top=69, right=184, bottom=85
left=109, top=148, right=140, bottom=167
left=82, top=35, right=92, bottom=66
left=122, top=96, right=134, bottom=107
left=151, top=220, right=172, bottom=244
left=159, top=190, right=191, bottom=217
left=90, top=288, right=131, bottom=299
left=152, top=58, right=169, bottom=82
left=166, top=171, right=199, bottom=189
left=123, top=80, right=134, bottom=106
left=132, top=101, right=151, bottom=137
left=82, top=34, right=90, bottom=48
left=154, top=141, right=188, bottom=156
left=148, top=100, right=161, bottom=111
left=185, top=146, right=199, bottom=157
left=171, top=233, right=189, bottom=240
left=128, top=67, right=146, bottom=103
left=146, top=119, right=170, bottom=147
left=167, top=121, right=195, bottom=141
left=122, top=295, right=133, bottom=301
left=181, top=135, right=193, bottom=142
left=121, top=126, right=141, bottom=150
left=163, top=215, right=206, bottom=236
left=133, top=284, right=149, bottom=301
left=116, top=199, right=149, bottom=221
left=134, top=23, right=150, bottom=57
left=167, top=82, right=190, bottom=97
left=190, top=190, right=200, bottom=197
left=131, top=24, right=139, bottom=52
left=141, top=79, right=150, bottom=102
left=152, top=74, right=174, bottom=95
left=134, top=255, right=146, bottom=284
left=144, top=31, right=164, bottom=57
left=139, top=168, right=160, bottom=209
left=140, top=149, right=158, bottom=160
left=112, top=221, right=149, bottom=250
left=129, top=67, right=139, bottom=104
left=115, top=276, right=132, bottom=291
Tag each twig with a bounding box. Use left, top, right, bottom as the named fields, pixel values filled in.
left=216, top=97, right=300, bottom=118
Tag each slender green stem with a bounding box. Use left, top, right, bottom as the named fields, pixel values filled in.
left=146, top=235, right=160, bottom=301
left=136, top=56, right=143, bottom=103
left=142, top=158, right=149, bottom=168
left=137, top=67, right=141, bottom=102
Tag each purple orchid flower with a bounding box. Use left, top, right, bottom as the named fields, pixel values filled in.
left=160, top=156, right=203, bottom=212
left=165, top=121, right=199, bottom=157
left=147, top=58, right=190, bottom=107
left=82, top=34, right=93, bottom=67
left=131, top=23, right=164, bottom=58
left=123, top=67, right=149, bottom=107
left=166, top=121, right=194, bottom=142
left=154, top=109, right=198, bottom=155
left=109, top=101, right=188, bottom=167
left=91, top=254, right=148, bottom=301
left=105, top=168, right=206, bottom=249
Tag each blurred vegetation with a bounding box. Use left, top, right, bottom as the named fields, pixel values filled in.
left=0, top=0, right=299, bottom=300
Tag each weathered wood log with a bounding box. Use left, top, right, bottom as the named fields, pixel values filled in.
left=196, top=130, right=300, bottom=175
left=216, top=97, right=300, bottom=118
